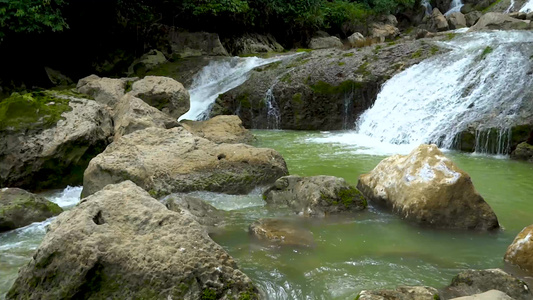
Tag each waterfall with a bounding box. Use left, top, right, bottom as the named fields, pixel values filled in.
left=264, top=86, right=281, bottom=129
left=352, top=31, right=533, bottom=155
left=178, top=56, right=283, bottom=121
left=445, top=0, right=464, bottom=15
left=422, top=0, right=433, bottom=15
left=520, top=0, right=533, bottom=12
left=505, top=0, right=516, bottom=13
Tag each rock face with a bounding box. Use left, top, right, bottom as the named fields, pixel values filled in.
left=113, top=94, right=178, bottom=140
left=6, top=181, right=259, bottom=300
left=150, top=25, right=229, bottom=58
left=358, top=286, right=440, bottom=300
left=0, top=188, right=63, bottom=232
left=0, top=97, right=114, bottom=190
left=129, top=75, right=190, bottom=118
left=76, top=75, right=128, bottom=108
left=511, top=142, right=533, bottom=162
left=465, top=11, right=483, bottom=27
left=308, top=36, right=343, bottom=49
left=224, top=33, right=284, bottom=56
left=370, top=22, right=400, bottom=41
left=82, top=127, right=288, bottom=197
left=128, top=49, right=167, bottom=75
left=357, top=144, right=499, bottom=230
left=440, top=269, right=531, bottom=300
left=504, top=224, right=533, bottom=273
left=263, top=175, right=367, bottom=217
left=469, top=13, right=531, bottom=31
left=447, top=12, right=467, bottom=29
left=180, top=115, right=255, bottom=144
left=429, top=8, right=450, bottom=32
left=163, top=194, right=223, bottom=228
left=249, top=218, right=315, bottom=247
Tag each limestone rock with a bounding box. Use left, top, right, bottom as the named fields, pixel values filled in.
left=44, top=67, right=73, bottom=86
left=465, top=11, right=483, bottom=27
left=358, top=286, right=439, bottom=300
left=504, top=224, right=533, bottom=273
left=82, top=127, right=288, bottom=197
left=0, top=188, right=62, bottom=232
left=357, top=144, right=499, bottom=230
left=510, top=142, right=533, bottom=162
left=76, top=75, right=128, bottom=108
left=469, top=12, right=531, bottom=31
left=151, top=25, right=229, bottom=58
left=224, top=33, right=284, bottom=56
left=162, top=194, right=223, bottom=228
left=129, top=75, right=190, bottom=118
left=370, top=23, right=401, bottom=42
left=249, top=218, right=315, bottom=247
left=128, top=49, right=167, bottom=76
left=6, top=181, right=258, bottom=300
left=509, top=12, right=527, bottom=20
left=180, top=115, right=255, bottom=144
left=347, top=32, right=366, bottom=47
left=440, top=269, right=531, bottom=300
left=449, top=290, right=513, bottom=300
left=309, top=36, right=343, bottom=49
left=113, top=94, right=178, bottom=140
left=263, top=175, right=367, bottom=217
left=447, top=12, right=467, bottom=29
left=0, top=98, right=114, bottom=190
left=429, top=8, right=450, bottom=32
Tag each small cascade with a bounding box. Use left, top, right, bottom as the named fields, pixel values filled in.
left=520, top=0, right=533, bottom=12
left=473, top=128, right=512, bottom=155
left=342, top=86, right=356, bottom=130
left=422, top=0, right=433, bottom=15
left=264, top=86, right=281, bottom=129
left=445, top=0, right=464, bottom=15
left=505, top=0, right=516, bottom=13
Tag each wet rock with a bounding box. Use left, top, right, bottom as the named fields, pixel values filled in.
left=76, top=74, right=130, bottom=108
left=509, top=12, right=527, bottom=20
left=224, top=33, right=284, bottom=56
left=357, top=144, right=499, bottom=230
left=113, top=94, right=178, bottom=140
left=440, top=269, right=531, bottom=300
left=358, top=286, right=440, bottom=300
left=510, top=142, right=533, bottom=162
left=249, top=218, right=315, bottom=247
left=82, top=127, right=287, bottom=197
left=347, top=32, right=366, bottom=47
left=504, top=224, right=533, bottom=273
left=435, top=0, right=453, bottom=14
left=465, top=11, right=483, bottom=27
left=263, top=175, right=367, bottom=217
left=308, top=36, right=343, bottom=49
left=180, top=115, right=255, bottom=144
left=429, top=8, right=450, bottom=32
left=0, top=97, right=114, bottom=190
left=129, top=75, right=190, bottom=119
left=447, top=12, right=467, bottom=29
left=44, top=67, right=73, bottom=86
left=162, top=194, right=223, bottom=228
left=0, top=188, right=62, bottom=232
left=449, top=290, right=513, bottom=300
left=6, top=181, right=258, bottom=300
left=469, top=12, right=531, bottom=31
left=128, top=49, right=167, bottom=76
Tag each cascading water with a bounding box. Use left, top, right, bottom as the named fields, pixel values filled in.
left=264, top=86, right=281, bottom=130
left=422, top=0, right=433, bottom=15
left=505, top=0, right=516, bottom=13
left=178, top=56, right=286, bottom=121
left=520, top=0, right=533, bottom=12
left=445, top=0, right=464, bottom=15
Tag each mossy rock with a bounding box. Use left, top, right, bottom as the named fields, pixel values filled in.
left=511, top=142, right=533, bottom=161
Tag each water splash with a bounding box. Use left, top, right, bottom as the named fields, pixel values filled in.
left=445, top=0, right=464, bottom=16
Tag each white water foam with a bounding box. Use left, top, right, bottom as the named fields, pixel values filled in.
left=47, top=186, right=82, bottom=208
left=520, top=0, right=533, bottom=12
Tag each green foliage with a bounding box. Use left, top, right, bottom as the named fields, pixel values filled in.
left=480, top=46, right=493, bottom=59
left=323, top=0, right=370, bottom=35
left=0, top=0, right=68, bottom=38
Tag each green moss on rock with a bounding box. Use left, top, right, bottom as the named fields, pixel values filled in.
left=310, top=80, right=361, bottom=95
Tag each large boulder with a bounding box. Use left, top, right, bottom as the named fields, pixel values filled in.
left=447, top=12, right=467, bottom=29
left=82, top=127, right=288, bottom=197
left=440, top=269, right=531, bottom=300
left=128, top=49, right=167, bottom=76
left=465, top=11, right=483, bottom=27
left=370, top=23, right=400, bottom=42
left=180, top=115, right=255, bottom=144
left=263, top=175, right=367, bottom=217
left=223, top=33, right=284, bottom=56
left=249, top=218, right=315, bottom=247
left=357, top=144, right=499, bottom=230
left=6, top=181, right=259, bottom=299
left=308, top=36, right=343, bottom=49
left=129, top=76, right=190, bottom=118
left=113, top=93, right=178, bottom=140
left=357, top=286, right=440, bottom=300
left=0, top=188, right=63, bottom=232
left=504, top=224, right=533, bottom=273
left=0, top=95, right=114, bottom=191
left=162, top=194, right=224, bottom=228
left=510, top=142, right=533, bottom=162
left=429, top=8, right=450, bottom=32
left=76, top=75, right=129, bottom=108
left=347, top=32, right=366, bottom=47
left=469, top=12, right=531, bottom=31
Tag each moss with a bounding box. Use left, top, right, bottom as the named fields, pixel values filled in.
left=411, top=49, right=422, bottom=59
left=202, top=288, right=217, bottom=300
left=292, top=93, right=303, bottom=104
left=343, top=52, right=354, bottom=57
left=45, top=201, right=63, bottom=215
left=237, top=93, right=252, bottom=109
left=148, top=189, right=158, bottom=198
left=355, top=61, right=370, bottom=76
left=433, top=294, right=441, bottom=300
left=511, top=125, right=532, bottom=144
left=338, top=187, right=366, bottom=208
left=255, top=61, right=282, bottom=72
left=280, top=73, right=292, bottom=83
left=0, top=91, right=72, bottom=131
left=481, top=0, right=502, bottom=12
left=387, top=41, right=397, bottom=46
left=446, top=33, right=457, bottom=40
left=124, top=81, right=134, bottom=93
left=430, top=46, right=440, bottom=55
left=480, top=46, right=493, bottom=60
left=373, top=45, right=382, bottom=54
left=310, top=80, right=361, bottom=95
left=286, top=58, right=310, bottom=68
left=338, top=62, right=346, bottom=66
left=296, top=48, right=313, bottom=53
left=354, top=294, right=361, bottom=300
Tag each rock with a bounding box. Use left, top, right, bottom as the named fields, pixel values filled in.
left=509, top=12, right=527, bottom=20
left=460, top=4, right=474, bottom=14
left=162, top=194, right=223, bottom=228
left=308, top=36, right=343, bottom=49
left=357, top=144, right=499, bottom=230
left=0, top=97, right=114, bottom=191
left=435, top=0, right=453, bottom=15
left=44, top=67, right=73, bottom=86
left=527, top=12, right=533, bottom=20
left=504, top=224, right=533, bottom=273
left=465, top=11, right=483, bottom=27
left=150, top=25, right=229, bottom=58
left=449, top=290, right=513, bottom=300
left=469, top=12, right=531, bottom=31
left=429, top=8, right=450, bottom=32
left=76, top=74, right=130, bottom=108
left=113, top=93, right=178, bottom=140
left=224, top=33, right=284, bottom=56
left=447, top=12, right=467, bottom=29
left=82, top=127, right=288, bottom=197
left=263, top=175, right=367, bottom=217
left=510, top=142, right=533, bottom=162
left=0, top=188, right=63, bottom=232
left=440, top=269, right=531, bottom=300
left=180, top=115, right=255, bottom=144
left=129, top=75, right=190, bottom=118
left=128, top=49, right=167, bottom=76
left=347, top=32, right=366, bottom=47
left=370, top=23, right=400, bottom=42
left=6, top=181, right=258, bottom=299
left=249, top=218, right=315, bottom=247
left=358, top=286, right=440, bottom=300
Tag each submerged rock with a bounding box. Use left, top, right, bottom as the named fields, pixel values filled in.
left=249, top=218, right=315, bottom=247
left=504, top=224, right=533, bottom=274
left=0, top=188, right=62, bottom=232
left=440, top=269, right=531, bottom=300
left=263, top=175, right=367, bottom=217
left=357, top=286, right=440, bottom=300
left=82, top=127, right=287, bottom=197
left=162, top=194, right=224, bottom=228
left=357, top=144, right=499, bottom=230
left=6, top=181, right=258, bottom=299
left=180, top=115, right=255, bottom=144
